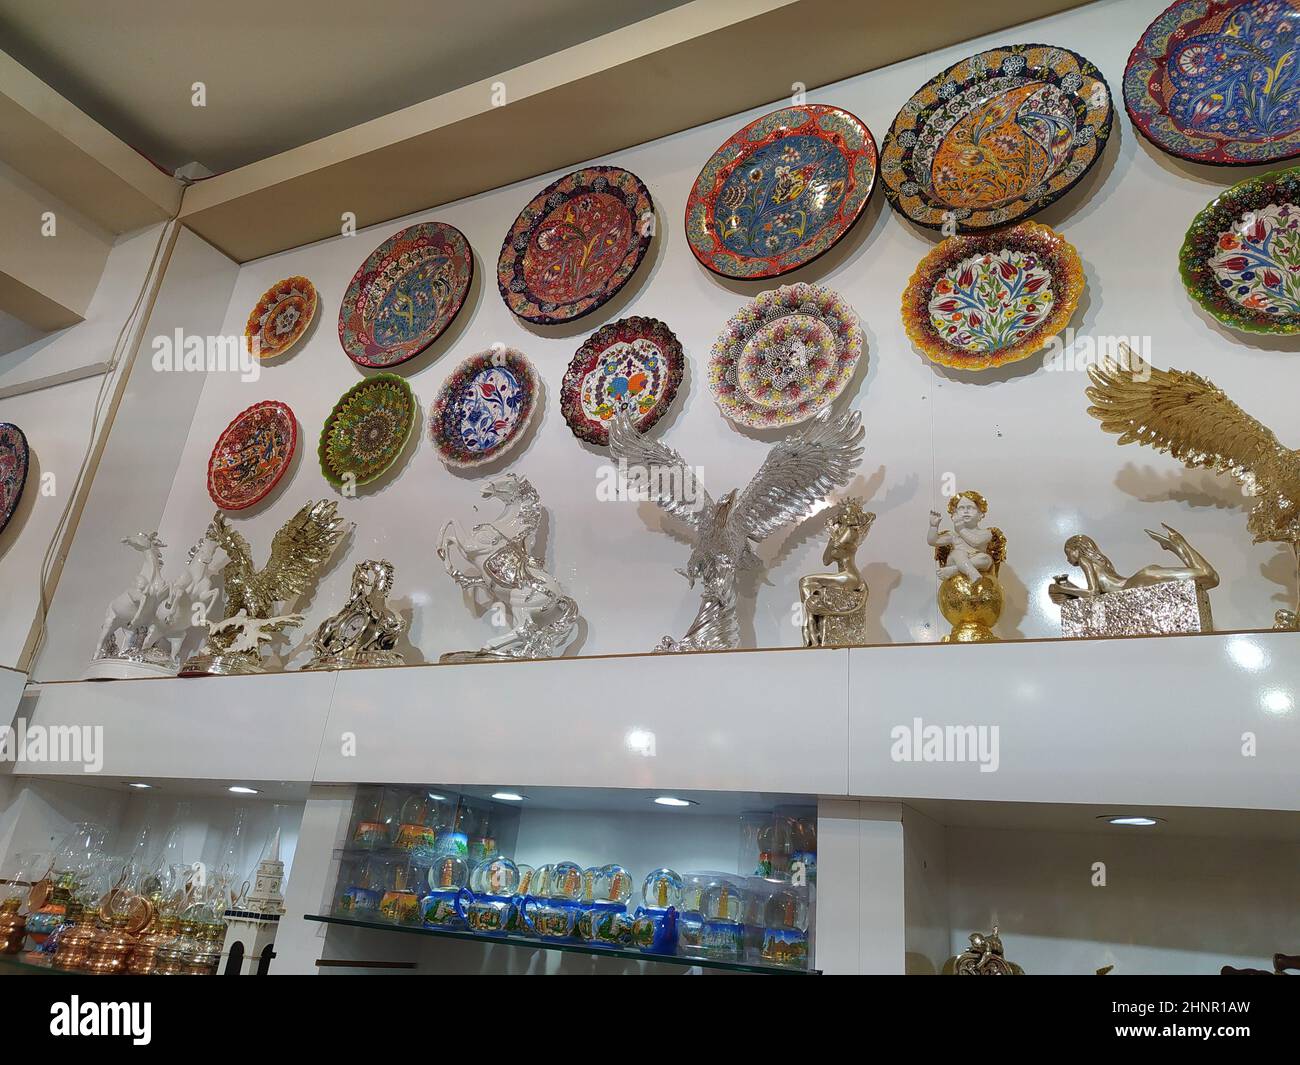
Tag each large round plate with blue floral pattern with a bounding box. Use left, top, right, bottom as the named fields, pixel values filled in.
left=1126, top=0, right=1300, bottom=166
left=338, top=222, right=473, bottom=368
left=429, top=348, right=539, bottom=468
left=686, top=104, right=877, bottom=279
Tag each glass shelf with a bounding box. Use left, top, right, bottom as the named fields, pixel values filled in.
left=305, top=913, right=818, bottom=975
left=0, top=955, right=70, bottom=975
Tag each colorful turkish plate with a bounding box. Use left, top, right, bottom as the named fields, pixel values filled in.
left=561, top=317, right=684, bottom=446
left=338, top=222, right=473, bottom=368
left=1181, top=166, right=1300, bottom=333
left=429, top=347, right=539, bottom=468
left=881, top=44, right=1113, bottom=231
left=0, top=422, right=30, bottom=537
left=901, top=221, right=1084, bottom=371
left=685, top=104, right=878, bottom=279
left=206, top=401, right=298, bottom=511
left=709, top=283, right=862, bottom=429
left=497, top=166, right=653, bottom=324
left=318, top=374, right=417, bottom=488
left=245, top=276, right=317, bottom=360
left=1126, top=0, right=1300, bottom=166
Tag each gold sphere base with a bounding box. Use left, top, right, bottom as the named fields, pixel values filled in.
left=938, top=574, right=1003, bottom=643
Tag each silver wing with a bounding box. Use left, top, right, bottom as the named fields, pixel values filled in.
left=731, top=408, right=864, bottom=542
left=607, top=412, right=713, bottom=530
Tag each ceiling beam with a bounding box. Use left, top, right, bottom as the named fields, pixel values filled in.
left=0, top=47, right=182, bottom=235
left=180, top=0, right=1091, bottom=263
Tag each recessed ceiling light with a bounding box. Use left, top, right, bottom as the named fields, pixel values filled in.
left=491, top=792, right=524, bottom=802
left=426, top=793, right=447, bottom=802
left=228, top=786, right=260, bottom=795
left=653, top=796, right=697, bottom=807
left=126, top=782, right=153, bottom=789
left=1099, top=815, right=1162, bottom=827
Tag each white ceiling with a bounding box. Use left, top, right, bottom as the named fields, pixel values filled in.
left=0, top=0, right=691, bottom=174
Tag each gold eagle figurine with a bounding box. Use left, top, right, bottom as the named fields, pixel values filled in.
left=180, top=500, right=349, bottom=675
left=1086, top=344, right=1300, bottom=628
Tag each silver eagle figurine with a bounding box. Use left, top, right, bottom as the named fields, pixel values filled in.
left=607, top=408, right=865, bottom=652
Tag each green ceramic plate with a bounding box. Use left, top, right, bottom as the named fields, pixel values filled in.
left=1180, top=167, right=1300, bottom=335
left=318, top=373, right=417, bottom=488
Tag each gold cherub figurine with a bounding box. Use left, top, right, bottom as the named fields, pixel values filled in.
left=799, top=499, right=875, bottom=647
left=928, top=490, right=1007, bottom=642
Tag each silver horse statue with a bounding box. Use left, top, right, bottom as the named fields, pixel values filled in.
left=436, top=474, right=580, bottom=661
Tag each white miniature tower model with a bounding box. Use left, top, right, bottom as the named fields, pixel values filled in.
left=220, top=829, right=286, bottom=975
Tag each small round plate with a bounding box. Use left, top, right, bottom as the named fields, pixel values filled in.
left=206, top=401, right=297, bottom=511
left=319, top=374, right=417, bottom=487
left=429, top=348, right=540, bottom=468
left=1126, top=0, right=1300, bottom=167
left=1181, top=166, right=1300, bottom=333
left=0, top=422, right=29, bottom=537
left=497, top=166, right=653, bottom=324
left=709, top=283, right=863, bottom=429
left=339, top=222, right=473, bottom=368
left=245, top=276, right=317, bottom=359
left=685, top=104, right=877, bottom=279
left=561, top=316, right=684, bottom=446
left=902, top=221, right=1084, bottom=371
left=881, top=44, right=1113, bottom=231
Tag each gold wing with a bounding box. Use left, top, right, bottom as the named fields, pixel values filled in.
left=208, top=511, right=252, bottom=573
left=259, top=500, right=348, bottom=605
left=1086, top=347, right=1300, bottom=543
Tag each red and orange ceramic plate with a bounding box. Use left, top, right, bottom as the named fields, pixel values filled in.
left=206, top=400, right=298, bottom=511
left=901, top=221, right=1084, bottom=371
left=497, top=166, right=654, bottom=324
left=560, top=317, right=684, bottom=447
left=245, top=276, right=317, bottom=360
left=339, top=222, right=473, bottom=368
left=881, top=44, right=1113, bottom=231
left=686, top=104, right=877, bottom=279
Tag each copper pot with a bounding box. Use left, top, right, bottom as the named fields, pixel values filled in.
left=0, top=898, right=25, bottom=954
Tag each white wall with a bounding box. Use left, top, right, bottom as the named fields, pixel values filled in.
left=945, top=826, right=1300, bottom=975
left=0, top=224, right=167, bottom=672
left=22, top=0, right=1279, bottom=677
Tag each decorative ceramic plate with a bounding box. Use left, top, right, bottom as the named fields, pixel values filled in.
left=1126, top=0, right=1300, bottom=166
left=561, top=317, right=684, bottom=446
left=206, top=401, right=298, bottom=511
left=1181, top=166, right=1300, bottom=332
left=881, top=44, right=1113, bottom=231
left=338, top=222, right=473, bottom=368
left=319, top=374, right=417, bottom=487
left=901, top=221, right=1084, bottom=371
left=709, top=283, right=862, bottom=429
left=429, top=347, right=540, bottom=468
left=685, top=105, right=878, bottom=279
left=497, top=166, right=653, bottom=324
left=0, top=422, right=30, bottom=537
left=245, top=276, right=317, bottom=359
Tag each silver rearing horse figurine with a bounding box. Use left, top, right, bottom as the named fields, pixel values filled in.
left=436, top=474, right=579, bottom=660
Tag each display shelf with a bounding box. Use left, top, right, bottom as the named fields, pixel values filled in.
left=304, top=913, right=817, bottom=975
left=13, top=630, right=1300, bottom=813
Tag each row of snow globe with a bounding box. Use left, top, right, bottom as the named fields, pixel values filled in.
left=333, top=852, right=812, bottom=968
left=330, top=790, right=817, bottom=969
